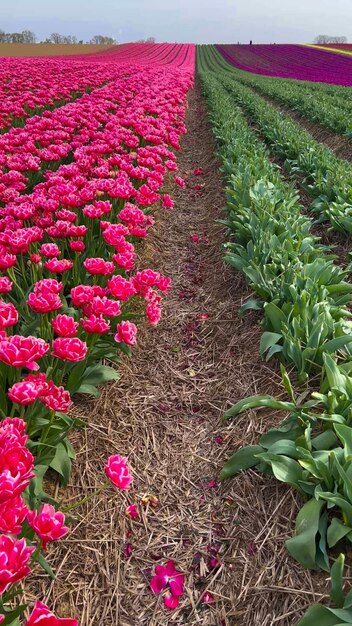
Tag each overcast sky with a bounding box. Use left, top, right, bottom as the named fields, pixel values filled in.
left=1, top=0, right=352, bottom=44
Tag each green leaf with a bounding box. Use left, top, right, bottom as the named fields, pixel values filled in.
left=66, top=360, right=88, bottom=394
left=296, top=604, right=352, bottom=626
left=50, top=442, right=72, bottom=486
left=335, top=424, right=352, bottom=457
left=81, top=363, right=120, bottom=386
left=327, top=518, right=352, bottom=548
left=239, top=298, right=262, bottom=316
left=259, top=331, right=282, bottom=356
left=220, top=445, right=263, bottom=480
left=258, top=453, right=304, bottom=487
left=267, top=439, right=301, bottom=459
left=280, top=364, right=295, bottom=401
left=320, top=336, right=352, bottom=356
left=312, top=430, right=338, bottom=451
left=316, top=492, right=352, bottom=527
left=224, top=395, right=296, bottom=419
left=2, top=607, right=25, bottom=626
left=35, top=552, right=56, bottom=580
left=76, top=383, right=100, bottom=397
left=285, top=499, right=326, bottom=570
left=316, top=510, right=330, bottom=572
left=265, top=344, right=283, bottom=361
left=263, top=302, right=285, bottom=333
left=323, top=354, right=347, bottom=393
left=330, top=554, right=345, bottom=608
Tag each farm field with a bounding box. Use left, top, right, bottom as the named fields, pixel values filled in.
left=0, top=43, right=111, bottom=56
left=2, top=38, right=352, bottom=626
left=216, top=43, right=352, bottom=84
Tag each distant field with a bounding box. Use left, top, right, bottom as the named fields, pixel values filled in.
left=0, top=43, right=112, bottom=56
left=215, top=43, right=352, bottom=85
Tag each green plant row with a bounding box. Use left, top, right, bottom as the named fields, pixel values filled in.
left=198, top=56, right=352, bottom=625
left=216, top=72, right=352, bottom=235
left=232, top=68, right=352, bottom=137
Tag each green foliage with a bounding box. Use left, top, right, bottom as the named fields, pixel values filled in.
left=197, top=50, right=352, bottom=622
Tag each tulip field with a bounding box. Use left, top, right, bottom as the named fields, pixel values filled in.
left=0, top=43, right=195, bottom=624
left=2, top=38, right=352, bottom=625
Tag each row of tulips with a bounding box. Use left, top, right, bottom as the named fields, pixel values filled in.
left=0, top=57, right=130, bottom=132
left=0, top=46, right=195, bottom=624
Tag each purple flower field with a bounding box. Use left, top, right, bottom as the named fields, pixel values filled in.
left=216, top=44, right=352, bottom=85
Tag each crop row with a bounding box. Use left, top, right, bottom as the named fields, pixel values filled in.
left=198, top=56, right=352, bottom=625
left=0, top=58, right=127, bottom=132
left=214, top=73, right=352, bottom=235
left=94, top=42, right=195, bottom=67
left=0, top=46, right=194, bottom=625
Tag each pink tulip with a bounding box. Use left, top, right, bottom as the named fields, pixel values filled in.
left=51, top=337, right=87, bottom=362
left=27, top=504, right=69, bottom=550
left=105, top=455, right=133, bottom=490
left=0, top=335, right=49, bottom=370
left=0, top=535, right=34, bottom=594
left=26, top=601, right=78, bottom=625
left=114, top=321, right=137, bottom=346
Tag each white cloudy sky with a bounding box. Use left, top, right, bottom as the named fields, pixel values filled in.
left=2, top=0, right=352, bottom=43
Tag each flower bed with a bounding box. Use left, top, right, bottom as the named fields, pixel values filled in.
left=215, top=43, right=352, bottom=85
left=0, top=43, right=195, bottom=624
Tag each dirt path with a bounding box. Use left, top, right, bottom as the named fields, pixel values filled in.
left=33, top=83, right=328, bottom=626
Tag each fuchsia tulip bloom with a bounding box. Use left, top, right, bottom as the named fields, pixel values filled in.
left=69, top=240, right=85, bottom=252
left=0, top=335, right=49, bottom=370
left=28, top=291, right=62, bottom=314
left=107, top=276, right=137, bottom=301
left=51, top=314, right=79, bottom=338
left=81, top=315, right=110, bottom=334
left=27, top=504, right=69, bottom=550
left=175, top=176, right=185, bottom=188
left=8, top=380, right=39, bottom=405
left=0, top=301, right=18, bottom=330
left=114, top=321, right=137, bottom=346
left=8, top=373, right=72, bottom=412
left=83, top=258, right=115, bottom=276
left=26, top=601, right=78, bottom=625
left=105, top=455, right=133, bottom=490
left=0, top=496, right=28, bottom=535
left=0, top=277, right=12, bottom=294
left=45, top=258, right=74, bottom=274
left=0, top=535, right=34, bottom=594
left=39, top=243, right=61, bottom=258
left=51, top=337, right=87, bottom=362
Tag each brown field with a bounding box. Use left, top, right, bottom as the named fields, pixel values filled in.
left=0, top=43, right=112, bottom=57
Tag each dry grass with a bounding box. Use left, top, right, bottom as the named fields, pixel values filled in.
left=0, top=44, right=111, bottom=57
left=28, top=83, right=328, bottom=625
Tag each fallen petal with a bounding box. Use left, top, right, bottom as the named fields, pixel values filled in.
left=164, top=593, right=179, bottom=610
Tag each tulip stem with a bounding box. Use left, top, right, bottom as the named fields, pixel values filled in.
left=63, top=480, right=110, bottom=513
